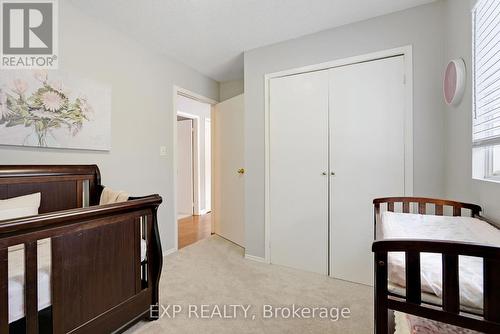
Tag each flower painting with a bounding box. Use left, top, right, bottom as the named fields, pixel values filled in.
left=0, top=70, right=111, bottom=150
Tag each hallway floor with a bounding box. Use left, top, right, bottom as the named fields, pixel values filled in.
left=178, top=213, right=212, bottom=249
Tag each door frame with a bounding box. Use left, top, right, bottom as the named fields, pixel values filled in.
left=263, top=46, right=414, bottom=264
left=173, top=86, right=217, bottom=251
left=204, top=118, right=212, bottom=212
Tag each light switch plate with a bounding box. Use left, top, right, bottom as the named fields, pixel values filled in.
left=160, top=146, right=167, bottom=156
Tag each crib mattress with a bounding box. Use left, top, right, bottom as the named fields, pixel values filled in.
left=7, top=239, right=147, bottom=323
left=381, top=211, right=500, bottom=311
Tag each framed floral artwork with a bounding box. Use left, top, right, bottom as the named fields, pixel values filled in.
left=0, top=70, right=111, bottom=150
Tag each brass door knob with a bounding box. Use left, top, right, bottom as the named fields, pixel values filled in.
left=237, top=168, right=245, bottom=174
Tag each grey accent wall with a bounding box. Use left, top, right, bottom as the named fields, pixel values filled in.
left=443, top=0, right=500, bottom=222
left=219, top=79, right=244, bottom=101
left=0, top=1, right=219, bottom=253
left=244, top=2, right=446, bottom=258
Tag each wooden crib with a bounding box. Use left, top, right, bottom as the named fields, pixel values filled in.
left=0, top=165, right=163, bottom=333
left=372, top=197, right=500, bottom=334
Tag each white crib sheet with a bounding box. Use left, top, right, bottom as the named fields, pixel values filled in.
left=381, top=211, right=500, bottom=311
left=7, top=239, right=147, bottom=323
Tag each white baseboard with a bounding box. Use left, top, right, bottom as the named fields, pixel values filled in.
left=163, top=248, right=177, bottom=257
left=244, top=254, right=267, bottom=263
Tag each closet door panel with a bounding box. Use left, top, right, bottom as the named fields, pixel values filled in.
left=329, top=56, right=406, bottom=285
left=269, top=71, right=329, bottom=275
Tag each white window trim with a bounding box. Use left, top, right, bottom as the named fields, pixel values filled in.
left=471, top=0, right=500, bottom=183
left=486, top=147, right=500, bottom=180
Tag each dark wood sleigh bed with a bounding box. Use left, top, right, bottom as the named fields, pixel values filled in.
left=372, top=197, right=500, bottom=334
left=0, top=165, right=163, bottom=333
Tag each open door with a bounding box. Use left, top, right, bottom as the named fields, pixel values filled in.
left=177, top=119, right=194, bottom=218
left=213, top=94, right=245, bottom=247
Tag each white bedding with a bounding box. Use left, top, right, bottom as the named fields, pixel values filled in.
left=381, top=211, right=500, bottom=311
left=394, top=311, right=481, bottom=334
left=7, top=239, right=147, bottom=323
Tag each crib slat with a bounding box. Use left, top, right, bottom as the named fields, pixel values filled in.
left=0, top=248, right=8, bottom=334
left=453, top=206, right=461, bottom=217
left=25, top=241, right=38, bottom=334
left=442, top=254, right=459, bottom=313
left=484, top=258, right=500, bottom=322
left=76, top=180, right=83, bottom=207
left=374, top=203, right=381, bottom=240
left=435, top=204, right=443, bottom=216
left=406, top=251, right=421, bottom=304
left=387, top=202, right=394, bottom=212
left=135, top=217, right=142, bottom=293
left=418, top=203, right=426, bottom=214
left=402, top=202, right=410, bottom=213
left=375, top=251, right=388, bottom=334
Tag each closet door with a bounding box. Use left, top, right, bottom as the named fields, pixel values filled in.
left=269, top=70, right=329, bottom=275
left=329, top=56, right=406, bottom=285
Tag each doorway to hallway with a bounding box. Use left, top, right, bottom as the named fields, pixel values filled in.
left=176, top=92, right=214, bottom=248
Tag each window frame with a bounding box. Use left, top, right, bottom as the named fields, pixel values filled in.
left=485, top=146, right=500, bottom=180
left=472, top=0, right=500, bottom=183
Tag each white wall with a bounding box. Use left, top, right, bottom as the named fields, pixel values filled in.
left=219, top=80, right=244, bottom=102
left=0, top=1, right=219, bottom=253
left=244, top=2, right=446, bottom=258
left=176, top=95, right=212, bottom=214
left=443, top=0, right=500, bottom=222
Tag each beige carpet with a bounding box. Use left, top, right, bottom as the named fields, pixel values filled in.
left=127, top=236, right=373, bottom=334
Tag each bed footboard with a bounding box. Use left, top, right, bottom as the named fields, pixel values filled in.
left=0, top=195, right=163, bottom=334
left=373, top=239, right=500, bottom=333
left=373, top=197, right=482, bottom=221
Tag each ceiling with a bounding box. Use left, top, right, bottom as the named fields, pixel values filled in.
left=69, top=0, right=436, bottom=82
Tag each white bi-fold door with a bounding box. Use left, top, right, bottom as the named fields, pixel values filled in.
left=329, top=56, right=406, bottom=285
left=269, top=71, right=330, bottom=275
left=269, top=56, right=407, bottom=284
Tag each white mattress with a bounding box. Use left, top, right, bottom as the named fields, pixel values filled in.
left=7, top=239, right=147, bottom=323
left=381, top=211, right=500, bottom=311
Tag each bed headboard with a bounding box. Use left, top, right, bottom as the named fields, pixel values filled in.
left=0, top=165, right=101, bottom=213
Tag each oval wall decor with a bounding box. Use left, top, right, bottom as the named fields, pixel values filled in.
left=444, top=58, right=466, bottom=106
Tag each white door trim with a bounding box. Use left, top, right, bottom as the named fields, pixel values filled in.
left=173, top=86, right=217, bottom=251
left=263, top=46, right=414, bottom=264
left=204, top=118, right=212, bottom=213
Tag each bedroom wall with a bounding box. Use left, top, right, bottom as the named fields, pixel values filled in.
left=443, top=0, right=500, bottom=222
left=219, top=79, right=244, bottom=102
left=0, top=1, right=219, bottom=253
left=243, top=1, right=446, bottom=258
